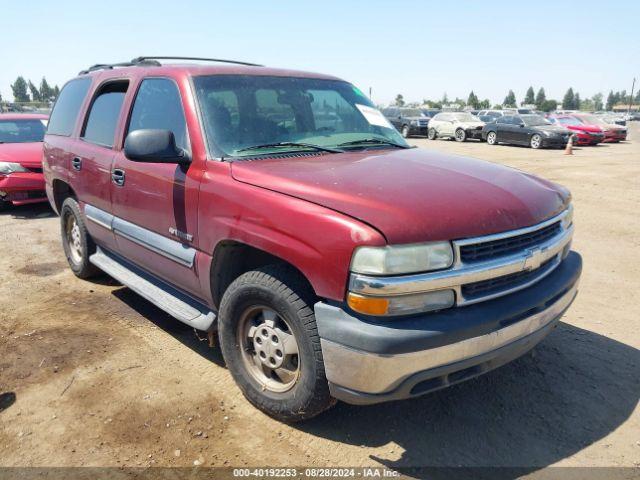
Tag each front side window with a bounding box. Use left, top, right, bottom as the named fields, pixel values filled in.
left=127, top=78, right=188, bottom=151
left=522, top=115, right=551, bottom=126
left=193, top=75, right=407, bottom=158
left=82, top=82, right=128, bottom=148
left=0, top=119, right=47, bottom=143
left=47, top=78, right=91, bottom=136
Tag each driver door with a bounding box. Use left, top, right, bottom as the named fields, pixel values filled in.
left=109, top=77, right=203, bottom=298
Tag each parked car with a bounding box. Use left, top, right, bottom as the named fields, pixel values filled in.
left=420, top=108, right=441, bottom=120
left=0, top=113, right=49, bottom=209
left=44, top=57, right=581, bottom=422
left=482, top=114, right=572, bottom=149
left=477, top=109, right=505, bottom=122
left=546, top=114, right=604, bottom=145
left=381, top=107, right=429, bottom=137
left=427, top=112, right=485, bottom=142
left=573, top=114, right=627, bottom=142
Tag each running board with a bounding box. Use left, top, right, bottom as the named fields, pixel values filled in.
left=89, top=247, right=216, bottom=331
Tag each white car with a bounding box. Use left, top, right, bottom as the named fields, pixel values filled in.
left=427, top=112, right=485, bottom=142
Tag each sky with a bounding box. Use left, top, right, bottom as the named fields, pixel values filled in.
left=2, top=0, right=639, bottom=106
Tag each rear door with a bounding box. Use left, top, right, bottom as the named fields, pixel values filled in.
left=74, top=79, right=130, bottom=251
left=109, top=77, right=203, bottom=297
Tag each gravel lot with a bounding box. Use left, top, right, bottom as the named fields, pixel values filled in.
left=1, top=123, right=639, bottom=474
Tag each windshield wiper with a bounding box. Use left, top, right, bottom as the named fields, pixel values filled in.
left=337, top=138, right=411, bottom=149
left=235, top=142, right=343, bottom=155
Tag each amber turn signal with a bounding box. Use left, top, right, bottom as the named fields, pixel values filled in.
left=347, top=292, right=389, bottom=316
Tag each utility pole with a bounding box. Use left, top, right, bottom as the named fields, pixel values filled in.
left=369, top=87, right=372, bottom=101
left=629, top=78, right=636, bottom=115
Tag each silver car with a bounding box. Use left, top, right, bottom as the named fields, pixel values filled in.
left=427, top=112, right=485, bottom=142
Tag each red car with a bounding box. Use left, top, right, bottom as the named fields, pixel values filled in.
left=573, top=114, right=627, bottom=142
left=44, top=57, right=581, bottom=421
left=546, top=114, right=604, bottom=145
left=0, top=113, right=49, bottom=209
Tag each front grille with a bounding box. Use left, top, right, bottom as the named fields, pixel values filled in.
left=462, top=257, right=556, bottom=298
left=459, top=221, right=562, bottom=263
left=27, top=167, right=43, bottom=173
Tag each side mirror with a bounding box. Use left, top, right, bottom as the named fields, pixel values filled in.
left=518, top=123, right=525, bottom=127
left=124, top=129, right=189, bottom=164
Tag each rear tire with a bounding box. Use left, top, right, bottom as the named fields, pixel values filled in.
left=401, top=125, right=410, bottom=138
left=427, top=128, right=437, bottom=140
left=60, top=197, right=99, bottom=279
left=218, top=265, right=335, bottom=422
left=486, top=131, right=497, bottom=145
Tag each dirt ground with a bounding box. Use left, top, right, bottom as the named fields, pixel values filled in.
left=1, top=124, right=639, bottom=474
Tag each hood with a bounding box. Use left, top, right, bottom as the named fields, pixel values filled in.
left=0, top=142, right=44, bottom=169
left=565, top=124, right=602, bottom=133
left=536, top=125, right=570, bottom=134
left=457, top=121, right=485, bottom=128
left=231, top=148, right=570, bottom=244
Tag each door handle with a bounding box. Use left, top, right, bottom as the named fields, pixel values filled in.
left=71, top=157, right=82, bottom=171
left=111, top=169, right=125, bottom=186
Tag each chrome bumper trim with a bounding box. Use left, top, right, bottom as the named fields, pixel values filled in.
left=350, top=209, right=573, bottom=306
left=320, top=282, right=578, bottom=395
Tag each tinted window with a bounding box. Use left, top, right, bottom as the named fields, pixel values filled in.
left=47, top=78, right=91, bottom=136
left=496, top=117, right=509, bottom=124
left=127, top=78, right=188, bottom=151
left=0, top=119, right=47, bottom=143
left=82, top=82, right=128, bottom=148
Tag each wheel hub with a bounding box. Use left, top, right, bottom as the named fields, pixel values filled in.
left=251, top=322, right=286, bottom=369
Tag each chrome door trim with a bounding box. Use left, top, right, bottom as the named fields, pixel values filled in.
left=83, top=204, right=196, bottom=268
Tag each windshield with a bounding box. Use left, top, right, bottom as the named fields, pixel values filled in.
left=0, top=119, right=47, bottom=143
left=400, top=109, right=422, bottom=117
left=521, top=115, right=551, bottom=126
left=452, top=112, right=479, bottom=122
left=193, top=75, right=408, bottom=157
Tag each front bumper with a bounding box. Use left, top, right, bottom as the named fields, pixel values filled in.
left=465, top=128, right=484, bottom=139
left=315, top=251, right=581, bottom=405
left=541, top=135, right=570, bottom=148
left=408, top=125, right=429, bottom=136
left=0, top=172, right=46, bottom=206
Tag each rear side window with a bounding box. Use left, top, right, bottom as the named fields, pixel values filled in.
left=127, top=78, right=188, bottom=151
left=47, top=78, right=91, bottom=136
left=82, top=81, right=128, bottom=148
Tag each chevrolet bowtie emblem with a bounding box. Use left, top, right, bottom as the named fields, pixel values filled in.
left=523, top=248, right=543, bottom=271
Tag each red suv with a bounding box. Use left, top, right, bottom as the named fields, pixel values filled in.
left=0, top=113, right=49, bottom=209
left=44, top=57, right=582, bottom=421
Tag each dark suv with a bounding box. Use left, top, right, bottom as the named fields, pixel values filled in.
left=381, top=107, right=430, bottom=137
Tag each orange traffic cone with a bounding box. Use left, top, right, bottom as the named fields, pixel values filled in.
left=564, top=134, right=574, bottom=155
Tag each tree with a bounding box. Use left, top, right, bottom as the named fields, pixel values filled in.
left=28, top=80, right=41, bottom=102
left=442, top=92, right=449, bottom=105
left=11, top=76, right=30, bottom=103
left=539, top=99, right=558, bottom=112
left=592, top=93, right=604, bottom=111
left=394, top=94, right=405, bottom=106
left=523, top=86, right=535, bottom=105
left=635, top=90, right=640, bottom=103
left=535, top=88, right=546, bottom=108
left=39, top=77, right=54, bottom=102
left=503, top=90, right=516, bottom=107
left=574, top=92, right=581, bottom=110
left=606, top=91, right=615, bottom=110
left=467, top=91, right=479, bottom=109
left=53, top=85, right=60, bottom=99
left=562, top=88, right=575, bottom=109
left=478, top=99, right=491, bottom=109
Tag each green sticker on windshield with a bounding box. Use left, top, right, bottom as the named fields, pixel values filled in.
left=352, top=86, right=366, bottom=98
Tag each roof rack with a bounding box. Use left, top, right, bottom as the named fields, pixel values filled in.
left=78, top=56, right=263, bottom=75
left=131, top=56, right=264, bottom=67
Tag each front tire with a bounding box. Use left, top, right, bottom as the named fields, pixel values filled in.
left=427, top=128, right=437, bottom=140
left=530, top=134, right=542, bottom=149
left=454, top=128, right=467, bottom=142
left=401, top=125, right=410, bottom=138
left=486, top=131, right=497, bottom=145
left=60, top=197, right=99, bottom=279
left=218, top=266, right=334, bottom=422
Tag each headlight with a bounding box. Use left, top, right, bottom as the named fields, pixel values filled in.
left=410, top=120, right=419, bottom=126
left=561, top=204, right=573, bottom=230
left=0, top=162, right=29, bottom=175
left=350, top=242, right=454, bottom=275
